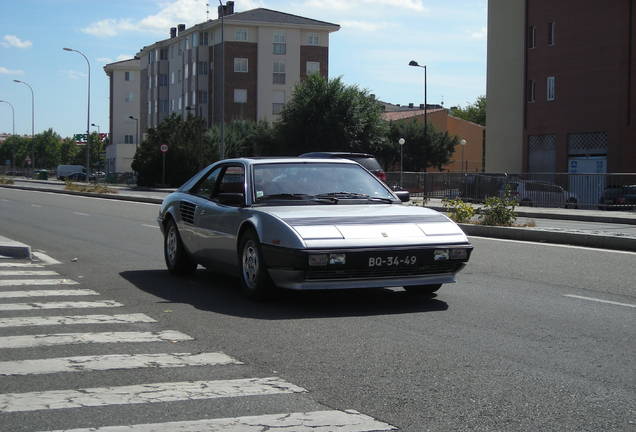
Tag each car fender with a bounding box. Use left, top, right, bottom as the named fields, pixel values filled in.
left=238, top=212, right=305, bottom=250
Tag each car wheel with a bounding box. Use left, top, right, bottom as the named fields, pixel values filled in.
left=238, top=230, right=275, bottom=300
left=164, top=218, right=197, bottom=275
left=404, top=284, right=442, bottom=295
left=565, top=198, right=577, bottom=209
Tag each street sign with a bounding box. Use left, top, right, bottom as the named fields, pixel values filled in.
left=160, top=144, right=168, bottom=153
left=25, top=156, right=31, bottom=165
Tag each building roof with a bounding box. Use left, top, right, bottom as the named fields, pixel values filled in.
left=225, top=8, right=340, bottom=28
left=381, top=108, right=447, bottom=122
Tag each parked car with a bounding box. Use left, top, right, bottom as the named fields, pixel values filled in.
left=158, top=157, right=473, bottom=299
left=499, top=180, right=578, bottom=208
left=66, top=172, right=96, bottom=182
left=56, top=164, right=86, bottom=180
left=598, top=185, right=636, bottom=210
left=298, top=152, right=387, bottom=182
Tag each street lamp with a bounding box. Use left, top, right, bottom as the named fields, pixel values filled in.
left=0, top=100, right=15, bottom=135
left=63, top=47, right=91, bottom=181
left=13, top=79, right=35, bottom=172
left=459, top=138, right=467, bottom=172
left=128, top=116, right=139, bottom=149
left=91, top=122, right=100, bottom=134
left=408, top=60, right=427, bottom=154
left=218, top=0, right=226, bottom=160
left=399, top=137, right=405, bottom=187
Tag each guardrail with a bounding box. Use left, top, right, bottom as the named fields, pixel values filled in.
left=386, top=172, right=636, bottom=211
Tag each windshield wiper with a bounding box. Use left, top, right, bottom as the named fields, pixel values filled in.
left=315, top=192, right=394, bottom=203
left=258, top=193, right=336, bottom=203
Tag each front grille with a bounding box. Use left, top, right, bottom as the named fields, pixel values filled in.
left=305, top=262, right=462, bottom=280
left=179, top=201, right=196, bottom=225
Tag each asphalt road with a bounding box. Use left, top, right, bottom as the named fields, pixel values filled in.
left=0, top=187, right=634, bottom=432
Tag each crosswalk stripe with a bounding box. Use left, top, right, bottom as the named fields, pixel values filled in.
left=0, top=313, right=156, bottom=329
left=0, top=263, right=44, bottom=268
left=0, top=270, right=59, bottom=276
left=41, top=410, right=397, bottom=431
left=0, top=330, right=193, bottom=349
left=0, top=352, right=241, bottom=376
left=0, top=289, right=98, bottom=298
left=0, top=300, right=122, bottom=311
left=0, top=279, right=78, bottom=287
left=0, top=377, right=306, bottom=412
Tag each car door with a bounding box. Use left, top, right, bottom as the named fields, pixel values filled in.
left=196, top=164, right=247, bottom=270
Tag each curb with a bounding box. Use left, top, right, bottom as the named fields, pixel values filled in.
left=0, top=236, right=31, bottom=259
left=0, top=184, right=163, bottom=204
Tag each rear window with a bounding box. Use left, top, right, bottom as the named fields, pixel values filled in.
left=348, top=156, right=382, bottom=172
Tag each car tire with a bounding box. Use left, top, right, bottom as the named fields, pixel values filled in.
left=404, top=284, right=442, bottom=295
left=164, top=218, right=197, bottom=275
left=238, top=230, right=275, bottom=300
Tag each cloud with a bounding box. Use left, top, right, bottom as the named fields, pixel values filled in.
left=302, top=0, right=427, bottom=13
left=1, top=35, right=32, bottom=48
left=61, top=69, right=88, bottom=80
left=340, top=20, right=391, bottom=32
left=0, top=66, right=24, bottom=75
left=471, top=26, right=487, bottom=40
left=97, top=54, right=134, bottom=64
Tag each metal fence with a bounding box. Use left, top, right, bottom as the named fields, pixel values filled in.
left=386, top=171, right=636, bottom=210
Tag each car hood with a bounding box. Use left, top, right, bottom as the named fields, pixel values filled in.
left=256, top=204, right=468, bottom=247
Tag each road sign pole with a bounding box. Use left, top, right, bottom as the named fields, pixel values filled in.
left=162, top=152, right=166, bottom=186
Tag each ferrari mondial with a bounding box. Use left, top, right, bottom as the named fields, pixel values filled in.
left=158, top=157, right=473, bottom=299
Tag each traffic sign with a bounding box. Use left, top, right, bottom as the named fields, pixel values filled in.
left=160, top=144, right=168, bottom=153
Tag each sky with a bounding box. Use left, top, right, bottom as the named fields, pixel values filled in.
left=0, top=0, right=487, bottom=138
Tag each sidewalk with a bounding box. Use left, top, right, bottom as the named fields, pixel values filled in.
left=1, top=180, right=636, bottom=253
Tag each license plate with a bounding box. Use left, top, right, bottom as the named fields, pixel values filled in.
left=368, top=255, right=417, bottom=267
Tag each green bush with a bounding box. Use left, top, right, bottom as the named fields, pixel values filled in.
left=0, top=176, right=14, bottom=185
left=442, top=198, right=476, bottom=223
left=479, top=186, right=518, bottom=226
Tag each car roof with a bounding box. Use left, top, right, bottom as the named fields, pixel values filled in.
left=299, top=152, right=376, bottom=158
left=220, top=157, right=359, bottom=166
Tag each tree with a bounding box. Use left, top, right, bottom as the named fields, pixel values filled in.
left=0, top=135, right=29, bottom=169
left=276, top=75, right=388, bottom=155
left=387, top=119, right=458, bottom=171
left=450, top=95, right=486, bottom=126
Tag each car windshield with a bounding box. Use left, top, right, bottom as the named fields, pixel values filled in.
left=252, top=162, right=394, bottom=203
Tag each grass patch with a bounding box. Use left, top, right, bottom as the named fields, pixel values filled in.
left=0, top=176, right=14, bottom=185
left=64, top=180, right=117, bottom=194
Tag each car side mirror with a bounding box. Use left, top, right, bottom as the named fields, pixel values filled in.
left=217, top=192, right=245, bottom=207
left=394, top=190, right=410, bottom=202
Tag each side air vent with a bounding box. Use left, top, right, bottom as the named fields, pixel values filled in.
left=180, top=201, right=196, bottom=225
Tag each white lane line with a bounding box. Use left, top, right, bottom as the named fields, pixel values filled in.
left=0, top=279, right=78, bottom=287
left=0, top=300, right=123, bottom=311
left=41, top=410, right=397, bottom=431
left=72, top=211, right=90, bottom=216
left=564, top=294, right=636, bottom=309
left=0, top=270, right=60, bottom=276
left=0, top=352, right=241, bottom=376
left=0, top=377, right=305, bottom=413
left=469, top=236, right=636, bottom=255
left=32, top=251, right=62, bottom=265
left=0, top=313, right=156, bottom=328
left=142, top=224, right=159, bottom=229
left=0, top=262, right=44, bottom=268
left=0, top=330, right=193, bottom=349
left=0, top=289, right=98, bottom=298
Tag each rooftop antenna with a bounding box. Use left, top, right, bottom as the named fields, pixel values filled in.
left=206, top=1, right=210, bottom=20
left=441, top=95, right=444, bottom=106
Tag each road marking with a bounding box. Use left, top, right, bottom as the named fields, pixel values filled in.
left=0, top=262, right=44, bottom=268
left=31, top=204, right=42, bottom=208
left=469, top=236, right=636, bottom=255
left=32, top=251, right=62, bottom=265
left=72, top=211, right=90, bottom=216
left=0, top=289, right=98, bottom=298
left=0, top=313, right=156, bottom=328
left=142, top=224, right=159, bottom=229
left=0, top=300, right=123, bottom=311
left=41, top=410, right=397, bottom=431
left=0, top=270, right=59, bottom=276
left=0, top=330, right=193, bottom=349
left=0, top=352, right=241, bottom=376
left=0, top=377, right=305, bottom=412
left=564, top=294, right=636, bottom=308
left=0, top=278, right=78, bottom=286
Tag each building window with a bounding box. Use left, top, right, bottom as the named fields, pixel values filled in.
left=171, top=99, right=175, bottom=111
left=198, top=90, right=208, bottom=104
left=548, top=21, right=555, bottom=46
left=185, top=63, right=189, bottom=77
left=528, top=25, right=536, bottom=49
left=273, top=31, right=286, bottom=55
left=178, top=97, right=182, bottom=110
left=273, top=90, right=285, bottom=114
left=159, top=99, right=169, bottom=114
left=306, top=61, right=320, bottom=75
left=308, top=32, right=319, bottom=45
left=125, top=92, right=134, bottom=103
left=185, top=38, right=190, bottom=50
left=192, top=61, right=196, bottom=76
left=192, top=32, right=198, bottom=48
left=198, top=61, right=208, bottom=75
left=273, top=61, right=286, bottom=84
left=547, top=76, right=556, bottom=101
left=148, top=101, right=151, bottom=115
left=234, top=88, right=247, bottom=103
left=527, top=80, right=535, bottom=102
left=200, top=31, right=209, bottom=46
left=124, top=71, right=131, bottom=81
left=171, top=71, right=175, bottom=84
left=234, top=57, right=248, bottom=73
left=185, top=92, right=188, bottom=107
left=235, top=28, right=248, bottom=41
left=124, top=135, right=134, bottom=144
left=192, top=91, right=196, bottom=105
left=158, top=74, right=168, bottom=86
left=178, top=69, right=182, bottom=82
left=160, top=48, right=168, bottom=60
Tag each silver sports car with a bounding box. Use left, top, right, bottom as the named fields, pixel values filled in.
left=158, top=157, right=473, bottom=299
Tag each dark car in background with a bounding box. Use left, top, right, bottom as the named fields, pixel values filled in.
left=299, top=152, right=387, bottom=182
left=598, top=185, right=636, bottom=210
left=67, top=172, right=97, bottom=182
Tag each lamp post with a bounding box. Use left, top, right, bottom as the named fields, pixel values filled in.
left=13, top=79, right=35, bottom=173
left=63, top=47, right=91, bottom=181
left=218, top=0, right=226, bottom=160
left=0, top=100, right=15, bottom=135
left=459, top=138, right=467, bottom=172
left=91, top=122, right=100, bottom=135
left=408, top=61, right=427, bottom=151
left=128, top=116, right=139, bottom=149
left=399, top=137, right=405, bottom=187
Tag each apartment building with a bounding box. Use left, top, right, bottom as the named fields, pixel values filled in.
left=486, top=0, right=636, bottom=174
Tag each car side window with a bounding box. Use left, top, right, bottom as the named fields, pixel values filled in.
left=191, top=167, right=222, bottom=198
left=212, top=165, right=245, bottom=206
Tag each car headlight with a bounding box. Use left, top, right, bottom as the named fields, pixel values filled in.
left=308, top=253, right=346, bottom=266
left=450, top=248, right=468, bottom=260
